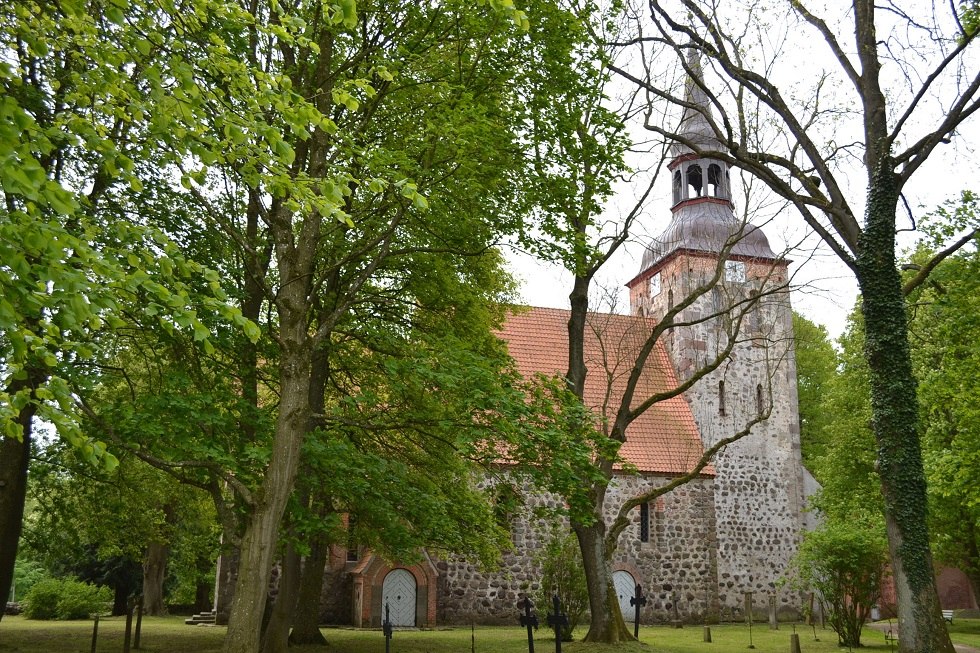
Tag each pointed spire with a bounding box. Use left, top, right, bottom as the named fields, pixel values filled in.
left=671, top=49, right=723, bottom=157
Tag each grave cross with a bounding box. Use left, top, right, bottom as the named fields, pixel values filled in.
left=629, top=584, right=647, bottom=639
left=382, top=602, right=393, bottom=653
left=518, top=596, right=538, bottom=653
left=546, top=595, right=569, bottom=653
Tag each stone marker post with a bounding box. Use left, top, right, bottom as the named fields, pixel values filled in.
left=768, top=591, right=778, bottom=630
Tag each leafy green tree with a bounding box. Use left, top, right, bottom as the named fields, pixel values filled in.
left=792, top=313, right=838, bottom=469
left=0, top=0, right=258, bottom=616
left=792, top=521, right=887, bottom=648
left=905, top=207, right=980, bottom=607
left=805, top=310, right=883, bottom=524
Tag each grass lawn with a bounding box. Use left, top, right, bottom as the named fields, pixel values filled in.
left=1, top=615, right=976, bottom=652
left=947, top=616, right=980, bottom=649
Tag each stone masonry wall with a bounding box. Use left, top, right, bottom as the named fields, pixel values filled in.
left=435, top=473, right=718, bottom=624
left=641, top=254, right=807, bottom=617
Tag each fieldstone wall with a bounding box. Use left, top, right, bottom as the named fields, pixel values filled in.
left=607, top=475, right=719, bottom=622
left=435, top=473, right=718, bottom=624
left=644, top=254, right=807, bottom=615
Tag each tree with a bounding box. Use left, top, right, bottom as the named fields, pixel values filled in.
left=25, top=2, right=595, bottom=650
left=792, top=312, right=837, bottom=469
left=906, top=205, right=980, bottom=607
left=0, top=0, right=255, bottom=617
left=610, top=1, right=980, bottom=649
left=792, top=521, right=888, bottom=648
left=503, top=3, right=800, bottom=641
left=800, top=218, right=980, bottom=610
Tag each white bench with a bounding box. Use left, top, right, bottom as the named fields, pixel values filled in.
left=942, top=609, right=954, bottom=624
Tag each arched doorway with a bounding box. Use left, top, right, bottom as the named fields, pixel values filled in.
left=381, top=569, right=417, bottom=627
left=613, top=570, right=637, bottom=622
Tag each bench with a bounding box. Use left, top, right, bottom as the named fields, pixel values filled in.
left=942, top=609, right=954, bottom=624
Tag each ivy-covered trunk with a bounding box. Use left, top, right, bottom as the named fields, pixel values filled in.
left=856, top=161, right=954, bottom=653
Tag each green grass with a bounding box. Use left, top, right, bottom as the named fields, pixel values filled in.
left=947, top=616, right=980, bottom=649
left=1, top=615, right=977, bottom=653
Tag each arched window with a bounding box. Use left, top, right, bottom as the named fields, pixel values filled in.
left=686, top=163, right=703, bottom=197
left=708, top=164, right=723, bottom=197
left=673, top=170, right=683, bottom=204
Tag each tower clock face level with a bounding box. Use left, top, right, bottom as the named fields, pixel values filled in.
left=648, top=273, right=661, bottom=296
left=725, top=260, right=745, bottom=283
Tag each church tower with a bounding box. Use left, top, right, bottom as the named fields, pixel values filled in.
left=625, top=60, right=807, bottom=614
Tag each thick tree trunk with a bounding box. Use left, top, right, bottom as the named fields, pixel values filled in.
left=142, top=541, right=169, bottom=615
left=289, top=521, right=330, bottom=645
left=857, top=161, right=955, bottom=653
left=573, top=518, right=633, bottom=643
left=0, top=432, right=30, bottom=616
left=214, top=544, right=240, bottom=624
left=261, top=543, right=301, bottom=653
left=0, top=379, right=39, bottom=621
left=221, top=314, right=312, bottom=653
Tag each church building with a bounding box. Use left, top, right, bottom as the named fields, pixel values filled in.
left=327, top=70, right=809, bottom=629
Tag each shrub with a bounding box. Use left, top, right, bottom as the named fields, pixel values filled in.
left=790, top=520, right=887, bottom=647
left=21, top=579, right=61, bottom=620
left=534, top=526, right=589, bottom=641
left=22, top=578, right=111, bottom=620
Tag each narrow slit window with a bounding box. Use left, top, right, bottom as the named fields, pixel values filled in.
left=719, top=380, right=727, bottom=416
left=640, top=503, right=650, bottom=542
left=756, top=384, right=765, bottom=416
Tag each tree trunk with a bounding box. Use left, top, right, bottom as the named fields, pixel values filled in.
left=221, top=317, right=312, bottom=653
left=261, top=542, right=301, bottom=653
left=857, top=161, right=955, bottom=653
left=113, top=583, right=130, bottom=616
left=142, top=541, right=169, bottom=615
left=573, top=519, right=634, bottom=642
left=0, top=432, right=30, bottom=616
left=289, top=523, right=330, bottom=645
left=214, top=544, right=240, bottom=624
left=0, top=378, right=39, bottom=621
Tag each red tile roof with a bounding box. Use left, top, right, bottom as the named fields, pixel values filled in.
left=499, top=307, right=711, bottom=476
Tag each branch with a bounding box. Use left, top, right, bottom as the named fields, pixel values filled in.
left=902, top=228, right=978, bottom=295
left=605, top=409, right=770, bottom=549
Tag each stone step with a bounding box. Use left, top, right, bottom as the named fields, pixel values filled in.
left=184, top=611, right=217, bottom=625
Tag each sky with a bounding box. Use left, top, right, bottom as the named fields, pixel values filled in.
left=506, top=133, right=976, bottom=343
